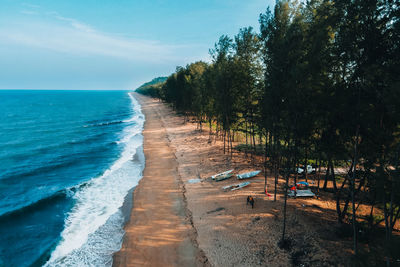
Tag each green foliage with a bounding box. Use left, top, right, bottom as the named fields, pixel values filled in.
left=234, top=144, right=265, bottom=156
left=135, top=77, right=167, bottom=98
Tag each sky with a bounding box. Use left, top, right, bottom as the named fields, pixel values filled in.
left=0, top=0, right=275, bottom=90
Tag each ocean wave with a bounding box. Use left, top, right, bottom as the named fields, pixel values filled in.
left=44, top=93, right=145, bottom=266
left=84, top=107, right=139, bottom=128
left=122, top=113, right=144, bottom=123
left=0, top=190, right=67, bottom=221
left=116, top=95, right=145, bottom=145
left=0, top=132, right=111, bottom=178
left=83, top=120, right=124, bottom=128
left=0, top=182, right=86, bottom=220
left=0, top=147, right=104, bottom=185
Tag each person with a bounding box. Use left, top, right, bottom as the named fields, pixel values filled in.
left=247, top=196, right=254, bottom=208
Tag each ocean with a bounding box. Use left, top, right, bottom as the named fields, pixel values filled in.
left=0, top=90, right=145, bottom=266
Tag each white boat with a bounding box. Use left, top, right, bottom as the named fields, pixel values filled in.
left=215, top=173, right=233, bottom=182
left=222, top=181, right=251, bottom=191
left=231, top=181, right=251, bottom=191
left=288, top=189, right=315, bottom=197
left=211, top=169, right=233, bottom=180
left=236, top=170, right=261, bottom=180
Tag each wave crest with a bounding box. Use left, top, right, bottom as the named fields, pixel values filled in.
left=45, top=93, right=145, bottom=266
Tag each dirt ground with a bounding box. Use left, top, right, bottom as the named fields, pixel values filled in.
left=115, top=94, right=399, bottom=266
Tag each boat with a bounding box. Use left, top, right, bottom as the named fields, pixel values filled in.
left=236, top=170, right=261, bottom=180
left=222, top=181, right=251, bottom=191
left=288, top=182, right=315, bottom=197
left=288, top=189, right=315, bottom=197
left=211, top=169, right=233, bottom=180
left=215, top=173, right=233, bottom=182
left=231, top=181, right=251, bottom=191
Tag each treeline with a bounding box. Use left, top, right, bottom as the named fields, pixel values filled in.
left=142, top=0, right=400, bottom=262
left=135, top=77, right=167, bottom=98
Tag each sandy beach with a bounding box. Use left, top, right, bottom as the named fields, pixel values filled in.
left=114, top=93, right=356, bottom=266
left=113, top=93, right=208, bottom=266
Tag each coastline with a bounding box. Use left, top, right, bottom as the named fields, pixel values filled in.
left=113, top=93, right=208, bottom=266
left=113, top=93, right=351, bottom=266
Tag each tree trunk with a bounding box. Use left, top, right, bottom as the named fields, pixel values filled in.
left=268, top=131, right=272, bottom=165
left=368, top=201, right=375, bottom=229
left=336, top=176, right=350, bottom=223
left=294, top=141, right=298, bottom=185
left=273, top=133, right=279, bottom=202
left=351, top=127, right=360, bottom=256
left=245, top=120, right=248, bottom=157
left=223, top=130, right=226, bottom=154
left=230, top=130, right=233, bottom=158
left=304, top=146, right=308, bottom=182
left=264, top=134, right=268, bottom=194
left=384, top=147, right=400, bottom=267
left=209, top=118, right=212, bottom=139
left=323, top=162, right=330, bottom=190
left=252, top=124, right=256, bottom=155
left=330, top=159, right=337, bottom=192
left=282, top=171, right=289, bottom=243
left=317, top=157, right=322, bottom=195
left=274, top=162, right=278, bottom=201
left=281, top=139, right=293, bottom=244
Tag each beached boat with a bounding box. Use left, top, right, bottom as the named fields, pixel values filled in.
left=288, top=182, right=315, bottom=197
left=236, top=170, right=261, bottom=180
left=211, top=169, right=233, bottom=180
left=288, top=189, right=315, bottom=197
left=215, top=173, right=233, bottom=182
left=222, top=181, right=251, bottom=191
left=231, top=181, right=251, bottom=191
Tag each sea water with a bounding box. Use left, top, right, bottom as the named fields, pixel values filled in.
left=0, top=90, right=145, bottom=266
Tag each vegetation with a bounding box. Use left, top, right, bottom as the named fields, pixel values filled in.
left=135, top=77, right=167, bottom=98
left=138, top=0, right=400, bottom=264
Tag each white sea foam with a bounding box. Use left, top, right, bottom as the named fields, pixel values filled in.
left=45, top=93, right=145, bottom=267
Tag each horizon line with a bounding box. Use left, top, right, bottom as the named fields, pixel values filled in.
left=0, top=88, right=135, bottom=91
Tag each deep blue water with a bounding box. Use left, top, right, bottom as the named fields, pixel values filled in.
left=0, top=90, right=145, bottom=266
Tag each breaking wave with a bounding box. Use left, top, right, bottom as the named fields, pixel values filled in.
left=44, top=93, right=145, bottom=266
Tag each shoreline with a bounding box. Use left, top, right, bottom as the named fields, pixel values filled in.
left=113, top=93, right=207, bottom=266
left=120, top=186, right=135, bottom=226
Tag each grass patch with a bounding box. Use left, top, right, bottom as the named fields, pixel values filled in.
left=234, top=143, right=265, bottom=156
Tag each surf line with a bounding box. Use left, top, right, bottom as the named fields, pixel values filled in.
left=44, top=92, right=145, bottom=266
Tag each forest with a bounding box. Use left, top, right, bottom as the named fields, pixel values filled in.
left=137, top=0, right=400, bottom=264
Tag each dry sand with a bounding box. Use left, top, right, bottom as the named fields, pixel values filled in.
left=113, top=94, right=208, bottom=267
left=114, top=94, right=354, bottom=266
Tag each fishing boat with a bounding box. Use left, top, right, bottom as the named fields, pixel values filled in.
left=288, top=182, right=316, bottom=197
left=236, top=170, right=261, bottom=180
left=288, top=189, right=315, bottom=197
left=222, top=181, right=251, bottom=191
left=231, top=181, right=251, bottom=191
left=211, top=169, right=233, bottom=180
left=215, top=173, right=233, bottom=182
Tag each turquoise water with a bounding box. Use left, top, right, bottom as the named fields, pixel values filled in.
left=0, top=90, right=144, bottom=266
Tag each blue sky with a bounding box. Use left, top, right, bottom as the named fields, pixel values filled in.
left=0, top=0, right=274, bottom=90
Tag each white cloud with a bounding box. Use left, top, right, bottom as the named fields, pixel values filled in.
left=21, top=3, right=41, bottom=9
left=0, top=12, right=204, bottom=64
left=20, top=10, right=38, bottom=15
left=46, top=12, right=95, bottom=33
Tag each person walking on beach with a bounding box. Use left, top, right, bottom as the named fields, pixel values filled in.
left=247, top=196, right=254, bottom=209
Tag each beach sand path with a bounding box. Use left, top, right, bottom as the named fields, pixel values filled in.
left=113, top=94, right=207, bottom=267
